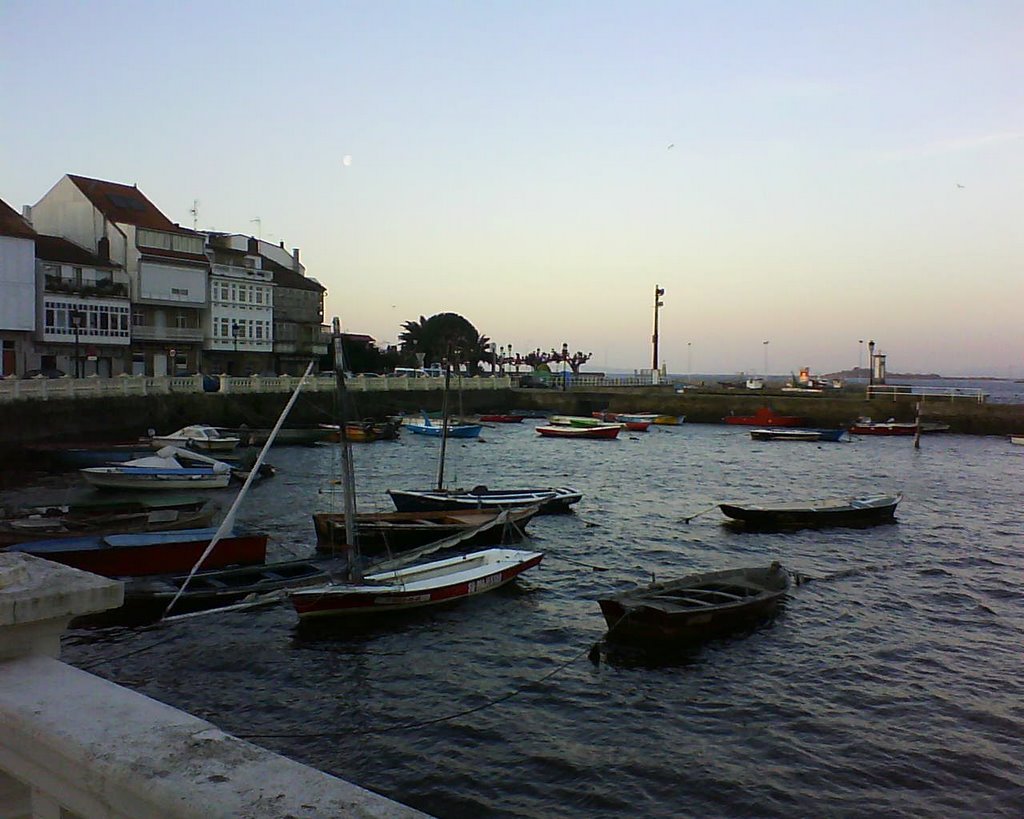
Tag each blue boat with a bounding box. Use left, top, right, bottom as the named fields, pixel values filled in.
left=405, top=413, right=482, bottom=439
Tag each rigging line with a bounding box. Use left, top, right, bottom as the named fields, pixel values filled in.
left=546, top=554, right=610, bottom=572
left=158, top=360, right=316, bottom=621
left=237, top=640, right=597, bottom=740
left=681, top=504, right=719, bottom=523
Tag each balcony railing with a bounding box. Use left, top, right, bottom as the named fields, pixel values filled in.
left=131, top=325, right=204, bottom=342
left=44, top=276, right=129, bottom=298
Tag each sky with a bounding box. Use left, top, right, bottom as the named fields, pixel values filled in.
left=3, top=1, right=1023, bottom=377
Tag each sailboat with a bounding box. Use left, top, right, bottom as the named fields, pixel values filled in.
left=289, top=340, right=544, bottom=620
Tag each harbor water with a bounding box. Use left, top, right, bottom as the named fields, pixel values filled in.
left=9, top=421, right=1024, bottom=817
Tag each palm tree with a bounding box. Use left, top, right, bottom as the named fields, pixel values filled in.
left=399, top=313, right=491, bottom=374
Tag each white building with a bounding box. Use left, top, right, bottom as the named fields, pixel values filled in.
left=0, top=199, right=37, bottom=377
left=204, top=234, right=275, bottom=375
left=28, top=175, right=209, bottom=376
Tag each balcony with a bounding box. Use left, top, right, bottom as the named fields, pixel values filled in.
left=44, top=276, right=129, bottom=298
left=131, top=325, right=204, bottom=342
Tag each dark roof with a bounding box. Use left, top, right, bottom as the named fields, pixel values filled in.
left=0, top=198, right=37, bottom=239
left=35, top=235, right=120, bottom=268
left=270, top=264, right=325, bottom=293
left=138, top=246, right=210, bottom=266
left=67, top=174, right=190, bottom=233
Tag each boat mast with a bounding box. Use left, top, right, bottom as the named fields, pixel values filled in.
left=435, top=359, right=452, bottom=491
left=332, top=319, right=360, bottom=579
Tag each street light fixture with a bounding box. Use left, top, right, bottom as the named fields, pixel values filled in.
left=858, top=339, right=864, bottom=380
left=231, top=321, right=241, bottom=353
left=763, top=340, right=769, bottom=380
left=687, top=341, right=692, bottom=383
left=70, top=309, right=85, bottom=378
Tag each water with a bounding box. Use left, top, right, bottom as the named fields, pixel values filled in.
left=9, top=423, right=1024, bottom=817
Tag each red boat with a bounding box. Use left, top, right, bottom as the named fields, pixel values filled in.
left=723, top=407, right=807, bottom=427
left=9, top=527, right=268, bottom=577
left=478, top=414, right=525, bottom=423
left=536, top=424, right=621, bottom=440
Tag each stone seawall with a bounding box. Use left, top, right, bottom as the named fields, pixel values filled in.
left=1, top=387, right=1021, bottom=454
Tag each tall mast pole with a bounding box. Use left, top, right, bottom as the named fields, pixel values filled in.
left=652, top=285, right=665, bottom=371
left=332, top=318, right=359, bottom=579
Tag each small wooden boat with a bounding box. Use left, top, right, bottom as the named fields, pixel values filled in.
left=1011, top=435, right=1024, bottom=446
left=220, top=426, right=334, bottom=446
left=405, top=413, right=482, bottom=439
left=718, top=493, right=901, bottom=529
left=7, top=527, right=268, bottom=577
left=319, top=418, right=402, bottom=443
left=289, top=547, right=544, bottom=619
left=312, top=507, right=538, bottom=554
left=848, top=417, right=916, bottom=435
left=81, top=453, right=233, bottom=490
left=478, top=414, right=524, bottom=423
left=548, top=414, right=609, bottom=428
left=749, top=427, right=846, bottom=442
left=149, top=425, right=241, bottom=452
left=536, top=423, right=621, bottom=440
left=26, top=441, right=157, bottom=469
left=0, top=497, right=217, bottom=547
left=652, top=415, right=685, bottom=426
left=597, top=563, right=790, bottom=647
left=388, top=486, right=582, bottom=515
left=723, top=407, right=807, bottom=427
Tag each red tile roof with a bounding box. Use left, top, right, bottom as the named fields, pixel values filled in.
left=67, top=174, right=189, bottom=233
left=0, top=198, right=37, bottom=239
left=35, top=235, right=121, bottom=268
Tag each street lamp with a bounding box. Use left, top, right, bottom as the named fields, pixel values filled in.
left=763, top=340, right=769, bottom=380
left=652, top=285, right=665, bottom=371
left=858, top=339, right=864, bottom=380
left=562, top=342, right=569, bottom=391
left=687, top=341, right=692, bottom=383
left=70, top=309, right=85, bottom=378
left=231, top=321, right=241, bottom=353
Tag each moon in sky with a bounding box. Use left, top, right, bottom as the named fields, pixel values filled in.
left=342, top=155, right=353, bottom=167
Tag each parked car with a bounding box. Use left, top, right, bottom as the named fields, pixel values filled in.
left=22, top=368, right=67, bottom=379
left=518, top=374, right=553, bottom=389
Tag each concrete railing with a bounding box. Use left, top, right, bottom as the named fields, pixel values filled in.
left=0, top=553, right=426, bottom=819
left=867, top=384, right=988, bottom=403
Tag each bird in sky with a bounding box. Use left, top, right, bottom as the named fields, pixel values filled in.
left=667, top=143, right=675, bottom=150
left=956, top=183, right=965, bottom=188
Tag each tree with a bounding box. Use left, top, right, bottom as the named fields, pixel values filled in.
left=522, top=346, right=593, bottom=374
left=399, top=313, right=491, bottom=374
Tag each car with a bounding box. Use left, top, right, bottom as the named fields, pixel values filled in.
left=517, top=374, right=552, bottom=389
left=22, top=368, right=67, bottom=379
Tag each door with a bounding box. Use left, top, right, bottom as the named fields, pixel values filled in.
left=153, top=353, right=168, bottom=377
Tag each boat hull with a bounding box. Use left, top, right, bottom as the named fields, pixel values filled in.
left=9, top=527, right=268, bottom=576
left=478, top=415, right=524, bottom=423
left=388, top=487, right=582, bottom=515
left=536, top=424, right=621, bottom=439
left=719, top=494, right=901, bottom=529
left=81, top=467, right=232, bottom=491
left=290, top=549, right=543, bottom=619
left=750, top=428, right=846, bottom=442
left=598, top=565, right=790, bottom=647
left=724, top=408, right=806, bottom=427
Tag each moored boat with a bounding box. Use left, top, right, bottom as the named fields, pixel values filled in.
left=289, top=547, right=544, bottom=619
left=81, top=452, right=233, bottom=490
left=7, top=527, right=268, bottom=577
left=597, top=563, right=790, bottom=648
left=848, top=417, right=917, bottom=435
left=478, top=414, right=525, bottom=423
left=536, top=423, right=621, bottom=439
left=718, top=493, right=901, bottom=529
left=723, top=407, right=807, bottom=427
left=749, top=427, right=846, bottom=442
left=388, top=486, right=582, bottom=515
left=405, top=413, right=482, bottom=439
left=1011, top=435, right=1024, bottom=446
left=149, top=425, right=241, bottom=452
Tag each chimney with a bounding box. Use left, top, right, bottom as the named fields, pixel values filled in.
left=279, top=241, right=285, bottom=249
left=21, top=205, right=32, bottom=223
left=292, top=248, right=300, bottom=266
left=97, top=236, right=110, bottom=262
left=247, top=236, right=259, bottom=255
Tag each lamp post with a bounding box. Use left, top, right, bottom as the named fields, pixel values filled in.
left=763, top=340, right=769, bottom=380
left=231, top=321, right=241, bottom=353
left=562, top=342, right=569, bottom=391
left=687, top=341, right=692, bottom=383
left=858, top=339, right=864, bottom=380
left=70, top=310, right=84, bottom=378
left=652, top=285, right=665, bottom=371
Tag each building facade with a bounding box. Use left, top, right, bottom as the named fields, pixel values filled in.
left=0, top=199, right=37, bottom=377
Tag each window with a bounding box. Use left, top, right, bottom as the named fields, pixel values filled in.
left=175, top=312, right=189, bottom=329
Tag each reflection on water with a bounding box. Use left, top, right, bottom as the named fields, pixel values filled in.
left=5, top=422, right=1024, bottom=817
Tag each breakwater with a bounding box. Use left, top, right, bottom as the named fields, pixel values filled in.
left=1, top=385, right=1021, bottom=454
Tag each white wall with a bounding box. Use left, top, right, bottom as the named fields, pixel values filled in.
left=0, top=236, right=35, bottom=331
left=138, top=262, right=207, bottom=304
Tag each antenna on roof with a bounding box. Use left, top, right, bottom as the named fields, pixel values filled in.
left=190, top=200, right=199, bottom=231
left=250, top=217, right=262, bottom=239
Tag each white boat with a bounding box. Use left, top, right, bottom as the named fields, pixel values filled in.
left=81, top=453, right=232, bottom=491
left=289, top=547, right=544, bottom=619
left=1011, top=435, right=1024, bottom=446
left=149, top=425, right=241, bottom=452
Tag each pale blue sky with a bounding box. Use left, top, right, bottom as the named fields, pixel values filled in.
left=3, top=1, right=1022, bottom=375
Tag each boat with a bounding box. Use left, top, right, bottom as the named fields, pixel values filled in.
left=848, top=417, right=950, bottom=435
left=405, top=412, right=483, bottom=439
left=0, top=496, right=217, bottom=547
left=288, top=340, right=544, bottom=620
left=289, top=547, right=544, bottom=620
left=478, top=414, right=524, bottom=423
left=312, top=507, right=538, bottom=555
left=25, top=441, right=158, bottom=469
left=596, top=563, right=791, bottom=648
left=149, top=425, right=241, bottom=452
left=749, top=427, right=846, bottom=442
left=745, top=377, right=765, bottom=390
left=80, top=450, right=233, bottom=490
left=551, top=414, right=613, bottom=428
left=7, top=526, right=268, bottom=577
left=319, top=418, right=402, bottom=443
left=536, top=423, right=621, bottom=440
left=219, top=426, right=335, bottom=447
left=723, top=407, right=807, bottom=427
left=591, top=411, right=657, bottom=430
left=652, top=415, right=685, bottom=426
left=718, top=493, right=902, bottom=529
left=389, top=486, right=582, bottom=515
left=1011, top=435, right=1024, bottom=446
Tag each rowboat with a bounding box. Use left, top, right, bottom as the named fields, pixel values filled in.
left=478, top=414, right=524, bottom=423
left=718, top=494, right=901, bottom=529
left=312, top=506, right=538, bottom=554
left=723, top=407, right=807, bottom=427
left=848, top=417, right=950, bottom=435
left=1011, top=435, right=1024, bottom=446
left=0, top=497, right=217, bottom=547
left=149, top=425, right=241, bottom=452
left=405, top=413, right=482, bottom=439
left=590, top=411, right=654, bottom=431
left=388, top=486, right=582, bottom=515
left=549, top=415, right=611, bottom=428
left=7, top=527, right=268, bottom=577
left=289, top=547, right=544, bottom=619
left=80, top=453, right=233, bottom=490
left=749, top=427, right=846, bottom=442
left=597, top=563, right=791, bottom=648
left=318, top=419, right=401, bottom=442
left=536, top=423, right=621, bottom=440
left=652, top=415, right=685, bottom=426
